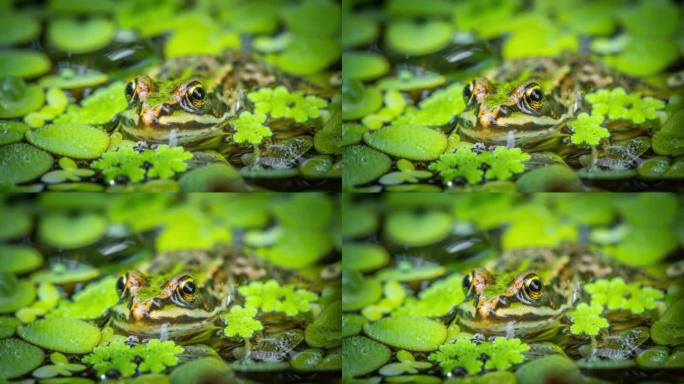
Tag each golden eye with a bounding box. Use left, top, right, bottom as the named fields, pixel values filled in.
left=185, top=81, right=205, bottom=109
left=524, top=274, right=543, bottom=300
left=524, top=83, right=543, bottom=109
left=178, top=276, right=196, bottom=301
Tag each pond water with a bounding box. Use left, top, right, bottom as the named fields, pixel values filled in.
left=0, top=194, right=341, bottom=383
left=0, top=0, right=341, bottom=192
left=342, top=0, right=684, bottom=192
left=342, top=193, right=684, bottom=383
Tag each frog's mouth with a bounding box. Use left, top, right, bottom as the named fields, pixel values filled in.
left=118, top=109, right=230, bottom=145
left=110, top=303, right=222, bottom=338
left=457, top=300, right=570, bottom=336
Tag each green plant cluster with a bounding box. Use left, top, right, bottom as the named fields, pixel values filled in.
left=221, top=305, right=263, bottom=338
left=585, top=87, right=665, bottom=124
left=429, top=146, right=530, bottom=184
left=82, top=339, right=184, bottom=377
left=91, top=145, right=193, bottom=183
left=238, top=279, right=318, bottom=316
left=569, top=113, right=609, bottom=146
left=428, top=335, right=529, bottom=375
left=567, top=303, right=609, bottom=336
left=584, top=277, right=664, bottom=314
left=232, top=111, right=272, bottom=145
left=248, top=86, right=328, bottom=123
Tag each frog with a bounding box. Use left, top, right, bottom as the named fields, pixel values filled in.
left=117, top=53, right=318, bottom=150
left=457, top=57, right=654, bottom=150
left=109, top=251, right=267, bottom=342
left=455, top=248, right=655, bottom=339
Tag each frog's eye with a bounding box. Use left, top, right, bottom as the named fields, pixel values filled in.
left=116, top=275, right=126, bottom=293
left=463, top=82, right=473, bottom=102
left=522, top=83, right=544, bottom=111
left=185, top=81, right=206, bottom=109
left=177, top=276, right=197, bottom=302
left=521, top=273, right=543, bottom=302
left=462, top=273, right=472, bottom=290
left=125, top=80, right=136, bottom=102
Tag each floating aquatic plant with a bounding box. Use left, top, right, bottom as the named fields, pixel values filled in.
left=48, top=276, right=118, bottom=320
left=232, top=112, right=272, bottom=145
left=41, top=157, right=95, bottom=184
left=82, top=339, right=184, bottom=377
left=429, top=148, right=484, bottom=184
left=378, top=159, right=432, bottom=186
left=584, top=277, right=664, bottom=314
left=362, top=280, right=405, bottom=321
left=569, top=113, right=609, bottom=146
left=248, top=86, right=328, bottom=123
left=379, top=350, right=431, bottom=376
left=428, top=337, right=482, bottom=375
left=394, top=273, right=464, bottom=318
left=362, top=89, right=406, bottom=130
left=568, top=303, right=609, bottom=336
left=238, top=279, right=318, bottom=316
left=393, top=83, right=465, bottom=127
left=32, top=352, right=85, bottom=379
left=91, top=145, right=193, bottom=183
left=55, top=81, right=127, bottom=125
left=429, top=146, right=530, bottom=184
left=15, top=283, right=59, bottom=323
left=222, top=305, right=264, bottom=338
left=24, top=87, right=68, bottom=128
left=585, top=87, right=665, bottom=123
left=428, top=335, right=529, bottom=375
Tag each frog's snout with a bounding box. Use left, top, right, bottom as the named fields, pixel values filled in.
left=131, top=299, right=163, bottom=320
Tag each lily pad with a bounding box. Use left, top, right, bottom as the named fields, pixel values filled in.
left=48, top=17, right=116, bottom=54
left=636, top=346, right=670, bottom=368
left=342, top=271, right=383, bottom=311
left=0, top=13, right=41, bottom=46
left=0, top=245, right=42, bottom=274
left=0, top=276, right=35, bottom=313
left=376, top=264, right=446, bottom=282
left=386, top=20, right=452, bottom=56
left=342, top=205, right=378, bottom=239
left=385, top=210, right=452, bottom=247
left=0, top=338, right=45, bottom=379
left=342, top=314, right=367, bottom=337
left=343, top=336, right=391, bottom=378
left=342, top=52, right=390, bottom=81
left=305, top=300, right=341, bottom=348
left=0, top=50, right=51, bottom=79
left=343, top=243, right=389, bottom=272
left=0, top=121, right=29, bottom=145
left=363, top=125, right=447, bottom=161
left=342, top=145, right=391, bottom=189
left=342, top=12, right=379, bottom=48
left=26, top=123, right=110, bottom=159
left=38, top=213, right=107, bottom=249
left=0, top=143, right=53, bottom=184
left=652, top=298, right=684, bottom=346
left=363, top=316, right=447, bottom=351
left=170, top=357, right=235, bottom=384
left=0, top=76, right=45, bottom=118
left=515, top=355, right=583, bottom=384
left=39, top=68, right=108, bottom=89
left=178, top=163, right=245, bottom=192
left=31, top=264, right=100, bottom=284
left=516, top=165, right=584, bottom=192
left=18, top=318, right=101, bottom=354
left=343, top=80, right=383, bottom=120
left=0, top=208, right=33, bottom=241
left=0, top=316, right=19, bottom=339
left=377, top=72, right=446, bottom=91
left=273, top=35, right=340, bottom=76
left=653, top=109, right=684, bottom=157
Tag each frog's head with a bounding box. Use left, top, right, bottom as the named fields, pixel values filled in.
left=457, top=266, right=573, bottom=337
left=119, top=74, right=230, bottom=145
left=460, top=77, right=575, bottom=146
left=110, top=270, right=225, bottom=339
